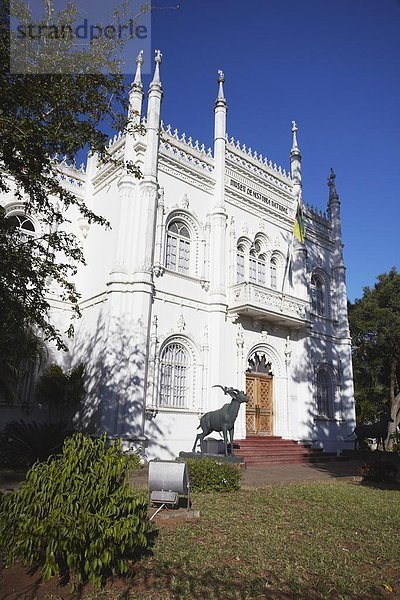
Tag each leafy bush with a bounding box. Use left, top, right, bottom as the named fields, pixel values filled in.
left=0, top=433, right=153, bottom=589
left=126, top=451, right=141, bottom=471
left=36, top=362, right=86, bottom=423
left=389, top=431, right=400, bottom=453
left=182, top=457, right=241, bottom=492
left=0, top=420, right=72, bottom=468
left=359, top=460, right=398, bottom=483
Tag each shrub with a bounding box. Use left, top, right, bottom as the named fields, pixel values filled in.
left=182, top=457, right=241, bottom=492
left=36, top=362, right=86, bottom=423
left=0, top=420, right=73, bottom=468
left=126, top=451, right=141, bottom=471
left=359, top=460, right=398, bottom=483
left=0, top=433, right=153, bottom=589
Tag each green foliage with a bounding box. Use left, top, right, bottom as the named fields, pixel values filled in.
left=0, top=420, right=72, bottom=467
left=182, top=457, right=241, bottom=493
left=349, top=268, right=400, bottom=436
left=0, top=329, right=47, bottom=405
left=0, top=433, right=152, bottom=589
left=0, top=0, right=146, bottom=368
left=389, top=431, right=400, bottom=453
left=359, top=460, right=398, bottom=483
left=126, top=451, right=141, bottom=471
left=36, top=362, right=86, bottom=422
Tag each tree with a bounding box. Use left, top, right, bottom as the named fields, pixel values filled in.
left=349, top=268, right=400, bottom=443
left=0, top=0, right=146, bottom=397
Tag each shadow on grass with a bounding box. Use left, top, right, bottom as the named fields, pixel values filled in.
left=131, top=565, right=285, bottom=599
left=124, top=563, right=387, bottom=600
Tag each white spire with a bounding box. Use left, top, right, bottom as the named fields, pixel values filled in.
left=144, top=50, right=163, bottom=177
left=290, top=120, right=302, bottom=199
left=126, top=50, right=144, bottom=153
left=132, top=50, right=143, bottom=88
left=216, top=69, right=226, bottom=105
left=213, top=68, right=227, bottom=210
left=291, top=120, right=301, bottom=156
left=328, top=167, right=339, bottom=204
left=291, top=120, right=299, bottom=151
left=150, top=49, right=162, bottom=86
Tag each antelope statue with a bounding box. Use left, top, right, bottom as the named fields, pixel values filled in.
left=192, top=386, right=248, bottom=456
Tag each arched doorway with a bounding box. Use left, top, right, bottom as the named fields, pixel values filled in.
left=245, top=352, right=273, bottom=436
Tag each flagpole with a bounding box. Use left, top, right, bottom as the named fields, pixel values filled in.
left=281, top=231, right=295, bottom=297
left=281, top=189, right=305, bottom=302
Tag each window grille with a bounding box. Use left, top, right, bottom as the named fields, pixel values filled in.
left=270, top=258, right=277, bottom=289
left=249, top=251, right=257, bottom=283
left=249, top=246, right=266, bottom=286
left=258, top=254, right=266, bottom=286
left=160, top=343, right=189, bottom=408
left=166, top=221, right=190, bottom=274
left=316, top=370, right=332, bottom=418
left=311, top=275, right=324, bottom=315
left=236, top=246, right=245, bottom=282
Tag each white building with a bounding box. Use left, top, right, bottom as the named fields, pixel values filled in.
left=2, top=51, right=356, bottom=458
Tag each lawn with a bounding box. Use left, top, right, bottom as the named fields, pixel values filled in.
left=1, top=481, right=400, bottom=599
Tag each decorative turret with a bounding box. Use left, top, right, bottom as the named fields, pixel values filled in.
left=213, top=69, right=227, bottom=210
left=327, top=168, right=349, bottom=335
left=290, top=121, right=302, bottom=201
left=143, top=49, right=163, bottom=179
left=124, top=50, right=144, bottom=163
left=327, top=167, right=339, bottom=205
left=327, top=168, right=343, bottom=264
left=209, top=69, right=229, bottom=409
left=129, top=50, right=144, bottom=125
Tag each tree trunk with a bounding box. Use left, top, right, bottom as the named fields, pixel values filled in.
left=386, top=358, right=399, bottom=448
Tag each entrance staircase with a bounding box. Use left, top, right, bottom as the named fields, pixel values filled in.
left=236, top=436, right=348, bottom=466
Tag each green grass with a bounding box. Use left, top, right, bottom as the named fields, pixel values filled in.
left=20, top=482, right=400, bottom=598
left=137, top=483, right=400, bottom=599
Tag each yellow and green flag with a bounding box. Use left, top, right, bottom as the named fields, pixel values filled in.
left=293, top=197, right=305, bottom=243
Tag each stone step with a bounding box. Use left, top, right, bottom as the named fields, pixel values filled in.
left=243, top=456, right=349, bottom=466
left=237, top=442, right=311, bottom=450
left=237, top=450, right=325, bottom=458
left=234, top=437, right=347, bottom=466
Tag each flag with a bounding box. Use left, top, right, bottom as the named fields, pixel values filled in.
left=293, top=196, right=305, bottom=243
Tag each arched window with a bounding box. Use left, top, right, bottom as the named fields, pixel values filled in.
left=166, top=221, right=190, bottom=273
left=160, top=343, right=189, bottom=408
left=316, top=370, right=332, bottom=418
left=270, top=257, right=278, bottom=290
left=8, top=214, right=35, bottom=242
left=249, top=241, right=266, bottom=286
left=236, top=244, right=245, bottom=283
left=311, top=274, right=324, bottom=316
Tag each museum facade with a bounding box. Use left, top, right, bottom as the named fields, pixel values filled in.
left=2, top=51, right=356, bottom=458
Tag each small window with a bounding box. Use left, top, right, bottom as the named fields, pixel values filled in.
left=249, top=243, right=266, bottom=286
left=316, top=370, right=332, bottom=418
left=160, top=343, right=189, bottom=408
left=311, top=274, right=324, bottom=316
left=166, top=221, right=190, bottom=274
left=270, top=258, right=277, bottom=290
left=236, top=244, right=245, bottom=283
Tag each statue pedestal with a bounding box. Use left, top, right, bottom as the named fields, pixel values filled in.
left=179, top=451, right=244, bottom=464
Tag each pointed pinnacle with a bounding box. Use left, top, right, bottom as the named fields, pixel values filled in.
left=216, top=69, right=226, bottom=103
left=151, top=49, right=163, bottom=84
left=133, top=50, right=143, bottom=87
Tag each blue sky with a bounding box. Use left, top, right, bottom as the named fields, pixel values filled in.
left=134, top=0, right=400, bottom=302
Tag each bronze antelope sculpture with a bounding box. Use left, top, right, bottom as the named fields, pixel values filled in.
left=192, top=386, right=248, bottom=456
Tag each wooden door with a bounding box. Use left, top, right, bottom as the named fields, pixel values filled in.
left=245, top=374, right=273, bottom=435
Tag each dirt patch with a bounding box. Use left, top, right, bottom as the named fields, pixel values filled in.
left=0, top=563, right=154, bottom=600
